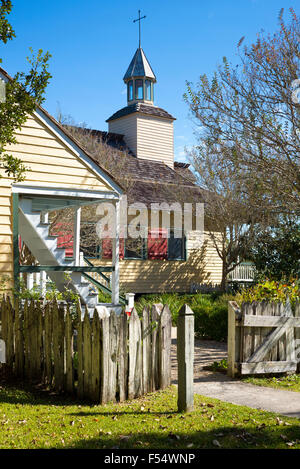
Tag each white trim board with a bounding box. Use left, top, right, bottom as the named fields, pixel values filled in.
left=12, top=184, right=119, bottom=200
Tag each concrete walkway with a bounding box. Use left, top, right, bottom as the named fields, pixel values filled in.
left=171, top=336, right=300, bottom=419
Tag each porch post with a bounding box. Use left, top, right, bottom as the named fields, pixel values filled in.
left=12, top=193, right=20, bottom=293
left=111, top=200, right=120, bottom=305
left=74, top=206, right=81, bottom=265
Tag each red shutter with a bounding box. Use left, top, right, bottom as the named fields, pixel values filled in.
left=101, top=238, right=124, bottom=259
left=147, top=229, right=168, bottom=260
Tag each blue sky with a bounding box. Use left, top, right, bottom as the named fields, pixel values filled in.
left=1, top=0, right=298, bottom=161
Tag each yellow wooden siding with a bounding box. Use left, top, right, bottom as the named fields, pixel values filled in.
left=108, top=114, right=138, bottom=156
left=0, top=112, right=116, bottom=290
left=95, top=232, right=222, bottom=293
left=136, top=115, right=174, bottom=168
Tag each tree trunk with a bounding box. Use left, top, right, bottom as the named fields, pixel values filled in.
left=220, top=261, right=228, bottom=292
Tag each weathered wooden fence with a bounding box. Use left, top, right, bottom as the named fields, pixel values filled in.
left=0, top=297, right=172, bottom=402
left=228, top=300, right=300, bottom=377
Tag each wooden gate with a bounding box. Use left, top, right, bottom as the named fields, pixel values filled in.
left=228, top=300, right=300, bottom=377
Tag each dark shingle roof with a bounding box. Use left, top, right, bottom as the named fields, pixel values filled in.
left=106, top=103, right=176, bottom=122
left=123, top=48, right=156, bottom=81
left=67, top=127, right=205, bottom=206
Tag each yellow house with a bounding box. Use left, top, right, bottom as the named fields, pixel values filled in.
left=63, top=46, right=223, bottom=294
left=0, top=66, right=124, bottom=312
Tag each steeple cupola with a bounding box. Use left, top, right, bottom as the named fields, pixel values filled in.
left=123, top=48, right=156, bottom=105
left=106, top=11, right=176, bottom=168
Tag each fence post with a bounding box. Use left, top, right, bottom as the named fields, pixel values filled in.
left=177, top=304, right=194, bottom=413
left=227, top=301, right=241, bottom=378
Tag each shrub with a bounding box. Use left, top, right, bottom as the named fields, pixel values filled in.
left=135, top=292, right=233, bottom=341
left=238, top=278, right=300, bottom=305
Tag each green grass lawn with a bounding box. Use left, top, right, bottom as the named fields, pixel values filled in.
left=242, top=374, right=300, bottom=393
left=0, top=381, right=299, bottom=449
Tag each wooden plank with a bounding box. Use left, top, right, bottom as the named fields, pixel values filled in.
left=100, top=310, right=110, bottom=404
left=117, top=311, right=128, bottom=402
left=14, top=299, right=24, bottom=377
left=91, top=310, right=101, bottom=402
left=32, top=300, right=39, bottom=378
left=295, top=300, right=300, bottom=371
left=128, top=307, right=142, bottom=399
left=241, top=361, right=297, bottom=375
left=23, top=300, right=30, bottom=378
left=0, top=296, right=8, bottom=345
left=6, top=297, right=14, bottom=368
left=243, top=315, right=300, bottom=327
left=270, top=302, right=278, bottom=362
left=278, top=302, right=286, bottom=361
left=227, top=301, right=241, bottom=377
left=142, top=306, right=151, bottom=394
left=83, top=308, right=92, bottom=399
left=65, top=306, right=74, bottom=394
left=285, top=299, right=295, bottom=363
left=27, top=300, right=35, bottom=379
left=53, top=302, right=64, bottom=391
left=158, top=305, right=172, bottom=389
left=35, top=301, right=43, bottom=379
left=151, top=304, right=162, bottom=391
left=107, top=310, right=119, bottom=402
left=77, top=308, right=84, bottom=399
left=44, top=303, right=52, bottom=386
left=242, top=302, right=253, bottom=362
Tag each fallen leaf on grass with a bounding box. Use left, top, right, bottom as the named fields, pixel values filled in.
left=213, top=439, right=221, bottom=447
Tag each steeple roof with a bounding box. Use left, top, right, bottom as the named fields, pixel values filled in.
left=123, top=48, right=156, bottom=82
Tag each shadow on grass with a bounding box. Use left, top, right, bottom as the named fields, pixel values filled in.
left=43, top=425, right=300, bottom=449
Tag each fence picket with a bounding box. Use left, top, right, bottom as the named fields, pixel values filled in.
left=107, top=310, right=119, bottom=402
left=77, top=307, right=84, bottom=399
left=100, top=311, right=110, bottom=404
left=14, top=299, right=24, bottom=376
left=91, top=310, right=101, bottom=401
left=158, top=305, right=172, bottom=389
left=151, top=304, right=162, bottom=391
left=128, top=308, right=142, bottom=399
left=23, top=300, right=30, bottom=378
left=53, top=302, right=64, bottom=391
left=65, top=306, right=74, bottom=394
left=44, top=303, right=52, bottom=385
left=6, top=297, right=14, bottom=368
left=118, top=311, right=128, bottom=402
left=142, top=306, right=151, bottom=394
left=83, top=308, right=92, bottom=398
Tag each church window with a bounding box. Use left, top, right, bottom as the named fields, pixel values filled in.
left=145, top=80, right=151, bottom=101
left=128, top=80, right=133, bottom=101
left=135, top=79, right=143, bottom=100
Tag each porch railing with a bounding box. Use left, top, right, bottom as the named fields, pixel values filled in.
left=227, top=262, right=255, bottom=282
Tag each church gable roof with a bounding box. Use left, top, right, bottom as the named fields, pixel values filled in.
left=123, top=48, right=156, bottom=81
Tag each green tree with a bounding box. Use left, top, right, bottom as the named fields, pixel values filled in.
left=184, top=8, right=300, bottom=216
left=250, top=218, right=300, bottom=280
left=0, top=1, right=51, bottom=181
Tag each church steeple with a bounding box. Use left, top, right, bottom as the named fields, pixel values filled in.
left=123, top=47, right=156, bottom=105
